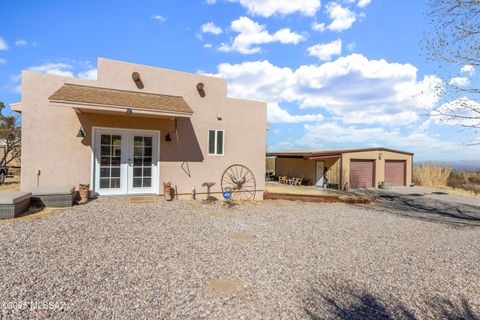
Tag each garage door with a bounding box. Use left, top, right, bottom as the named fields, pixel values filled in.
left=349, top=160, right=375, bottom=188
left=385, top=160, right=406, bottom=186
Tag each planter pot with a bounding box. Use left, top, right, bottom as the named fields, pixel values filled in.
left=163, top=182, right=173, bottom=201
left=78, top=184, right=90, bottom=204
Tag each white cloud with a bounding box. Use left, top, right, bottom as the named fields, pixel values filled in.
left=28, top=63, right=75, bottom=77
left=311, top=21, right=326, bottom=32
left=201, top=22, right=223, bottom=35
left=307, top=39, right=342, bottom=61
left=204, top=43, right=213, bottom=48
left=431, top=97, right=480, bottom=128
left=213, top=54, right=443, bottom=126
left=0, top=58, right=6, bottom=65
left=77, top=68, right=98, bottom=80
left=151, top=15, right=166, bottom=22
left=268, top=103, right=324, bottom=123
left=223, top=0, right=321, bottom=17
left=347, top=42, right=356, bottom=51
left=357, top=0, right=372, bottom=8
left=274, top=28, right=306, bottom=44
left=326, top=2, right=357, bottom=32
left=461, top=65, right=475, bottom=74
left=449, top=76, right=470, bottom=87
left=0, top=38, right=8, bottom=51
left=23, top=62, right=98, bottom=80
left=299, top=122, right=448, bottom=152
left=218, top=16, right=305, bottom=54
left=15, top=39, right=27, bottom=46
left=214, top=60, right=298, bottom=102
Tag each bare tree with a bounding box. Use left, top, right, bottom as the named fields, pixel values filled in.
left=0, top=101, right=21, bottom=168
left=425, top=0, right=480, bottom=132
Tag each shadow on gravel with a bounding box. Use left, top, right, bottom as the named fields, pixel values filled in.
left=304, top=277, right=479, bottom=320
left=351, top=190, right=480, bottom=228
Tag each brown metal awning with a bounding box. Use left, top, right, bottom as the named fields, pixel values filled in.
left=49, top=83, right=193, bottom=118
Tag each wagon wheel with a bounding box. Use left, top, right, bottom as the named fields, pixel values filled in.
left=221, top=164, right=256, bottom=201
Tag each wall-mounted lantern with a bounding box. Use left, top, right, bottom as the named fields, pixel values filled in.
left=379, top=152, right=383, bottom=160
left=165, top=132, right=172, bottom=142
left=76, top=127, right=86, bottom=138
left=127, top=108, right=133, bottom=115
left=196, top=82, right=206, bottom=97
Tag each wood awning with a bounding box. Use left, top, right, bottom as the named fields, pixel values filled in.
left=49, top=83, right=193, bottom=118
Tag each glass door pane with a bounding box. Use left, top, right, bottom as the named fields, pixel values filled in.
left=132, top=136, right=153, bottom=189
left=99, top=134, right=122, bottom=189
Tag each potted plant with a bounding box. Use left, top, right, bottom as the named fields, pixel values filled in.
left=163, top=182, right=173, bottom=201
left=78, top=184, right=90, bottom=204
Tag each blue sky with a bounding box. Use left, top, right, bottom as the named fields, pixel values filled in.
left=0, top=0, right=479, bottom=161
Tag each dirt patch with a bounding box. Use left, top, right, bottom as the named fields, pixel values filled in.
left=0, top=207, right=65, bottom=224
left=129, top=196, right=157, bottom=203
left=229, top=232, right=254, bottom=241
left=208, top=211, right=224, bottom=217
left=0, top=178, right=20, bottom=192
left=207, top=278, right=247, bottom=294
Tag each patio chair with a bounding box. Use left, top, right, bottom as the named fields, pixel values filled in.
left=279, top=176, right=287, bottom=184
left=293, top=177, right=303, bottom=186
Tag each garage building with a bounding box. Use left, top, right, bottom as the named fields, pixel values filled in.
left=267, top=147, right=413, bottom=190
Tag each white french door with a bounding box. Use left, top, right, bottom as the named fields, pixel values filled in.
left=94, top=129, right=159, bottom=195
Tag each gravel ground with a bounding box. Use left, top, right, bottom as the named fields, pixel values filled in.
left=382, top=186, right=480, bottom=206
left=1, top=196, right=479, bottom=319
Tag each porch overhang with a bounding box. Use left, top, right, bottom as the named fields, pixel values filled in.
left=48, top=83, right=193, bottom=119
left=310, top=154, right=341, bottom=160
left=266, top=151, right=341, bottom=160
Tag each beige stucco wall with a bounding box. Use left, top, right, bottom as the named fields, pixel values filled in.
left=275, top=158, right=315, bottom=185
left=274, top=157, right=340, bottom=186
left=341, top=150, right=413, bottom=189
left=18, top=58, right=267, bottom=199
left=324, top=158, right=340, bottom=185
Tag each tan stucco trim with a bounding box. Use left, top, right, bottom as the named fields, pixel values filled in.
left=10, top=102, right=22, bottom=112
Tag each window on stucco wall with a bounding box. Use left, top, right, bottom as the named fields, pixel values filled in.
left=208, top=129, right=224, bottom=156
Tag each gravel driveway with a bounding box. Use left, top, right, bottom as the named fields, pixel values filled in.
left=1, top=194, right=479, bottom=319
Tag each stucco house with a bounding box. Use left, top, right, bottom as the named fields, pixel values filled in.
left=12, top=58, right=267, bottom=199
left=267, top=147, right=413, bottom=190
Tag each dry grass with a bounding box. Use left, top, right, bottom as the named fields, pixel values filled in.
left=414, top=165, right=480, bottom=196
left=447, top=170, right=480, bottom=195
left=0, top=207, right=65, bottom=224
left=413, top=165, right=452, bottom=187
left=0, top=176, right=20, bottom=192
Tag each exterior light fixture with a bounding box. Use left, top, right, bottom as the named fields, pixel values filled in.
left=76, top=127, right=86, bottom=138
left=165, top=132, right=172, bottom=142
left=379, top=152, right=383, bottom=160
left=127, top=108, right=133, bottom=115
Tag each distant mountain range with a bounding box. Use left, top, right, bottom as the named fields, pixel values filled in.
left=415, top=160, right=480, bottom=171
